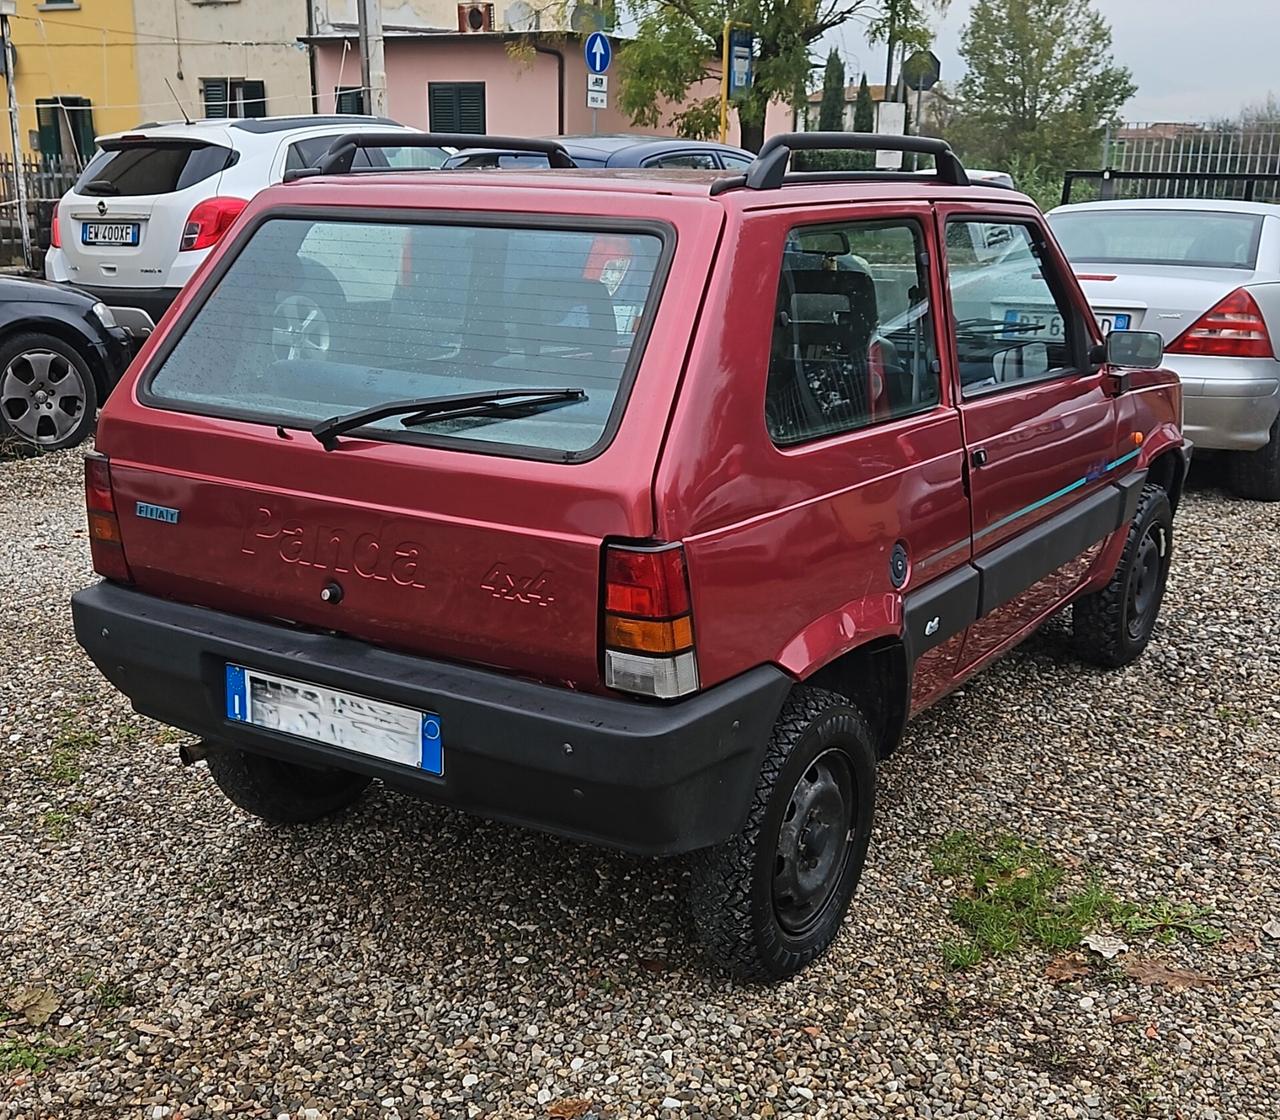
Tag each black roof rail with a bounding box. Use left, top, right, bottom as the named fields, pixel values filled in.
left=710, top=131, right=969, bottom=195
left=284, top=132, right=577, bottom=181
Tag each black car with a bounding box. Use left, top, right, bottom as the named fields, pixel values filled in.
left=0, top=277, right=138, bottom=452
left=441, top=134, right=755, bottom=171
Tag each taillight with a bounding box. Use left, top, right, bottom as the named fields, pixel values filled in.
left=50, top=200, right=62, bottom=249
left=603, top=543, right=698, bottom=699
left=1167, top=288, right=1274, bottom=359
left=583, top=235, right=632, bottom=295
left=179, top=196, right=247, bottom=252
left=84, top=454, right=132, bottom=583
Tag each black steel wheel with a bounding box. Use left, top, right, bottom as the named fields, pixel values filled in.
left=689, top=686, right=877, bottom=981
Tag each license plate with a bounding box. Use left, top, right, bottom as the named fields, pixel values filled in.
left=1002, top=309, right=1130, bottom=337
left=81, top=222, right=140, bottom=246
left=225, top=664, right=442, bottom=775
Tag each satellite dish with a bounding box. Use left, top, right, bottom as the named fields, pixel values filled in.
left=569, top=4, right=605, bottom=33
left=505, top=1, right=538, bottom=31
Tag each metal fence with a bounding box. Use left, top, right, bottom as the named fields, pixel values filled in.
left=1074, top=122, right=1280, bottom=203
left=0, top=157, right=80, bottom=269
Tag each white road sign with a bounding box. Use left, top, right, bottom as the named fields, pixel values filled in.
left=587, top=90, right=608, bottom=110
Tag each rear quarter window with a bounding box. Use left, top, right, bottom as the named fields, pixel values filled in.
left=143, top=214, right=671, bottom=459
left=75, top=143, right=234, bottom=196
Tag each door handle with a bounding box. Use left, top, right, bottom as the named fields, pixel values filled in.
left=971, top=448, right=988, bottom=468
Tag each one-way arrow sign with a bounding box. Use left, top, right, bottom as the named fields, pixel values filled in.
left=585, top=31, right=611, bottom=74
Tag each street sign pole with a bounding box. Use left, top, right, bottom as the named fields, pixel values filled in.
left=584, top=32, right=612, bottom=137
left=718, top=19, right=731, bottom=144
left=719, top=23, right=753, bottom=145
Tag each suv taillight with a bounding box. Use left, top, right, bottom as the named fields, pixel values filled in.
left=180, top=196, right=247, bottom=252
left=50, top=200, right=62, bottom=249
left=85, top=454, right=132, bottom=583
left=1167, top=288, right=1274, bottom=359
left=603, top=543, right=699, bottom=699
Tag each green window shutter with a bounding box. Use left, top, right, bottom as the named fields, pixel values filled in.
left=35, top=99, right=61, bottom=160
left=241, top=80, right=267, bottom=118
left=335, top=87, right=365, bottom=115
left=202, top=79, right=229, bottom=119
left=63, top=97, right=95, bottom=161
left=428, top=83, right=485, bottom=133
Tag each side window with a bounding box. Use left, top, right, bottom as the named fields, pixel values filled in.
left=284, top=137, right=335, bottom=173
left=645, top=152, right=718, bottom=170
left=720, top=152, right=753, bottom=169
left=946, top=220, right=1081, bottom=396
left=766, top=219, right=939, bottom=446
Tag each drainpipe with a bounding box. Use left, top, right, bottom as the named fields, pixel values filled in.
left=532, top=39, right=565, bottom=136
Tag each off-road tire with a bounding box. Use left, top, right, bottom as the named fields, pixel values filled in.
left=1227, top=417, right=1280, bottom=501
left=1073, top=483, right=1173, bottom=668
left=688, top=686, right=877, bottom=981
left=205, top=746, right=372, bottom=824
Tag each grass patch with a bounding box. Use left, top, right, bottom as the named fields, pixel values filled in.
left=93, top=981, right=129, bottom=1009
left=46, top=724, right=95, bottom=785
left=0, top=1036, right=81, bottom=1074
left=931, top=832, right=1222, bottom=968
left=40, top=810, right=73, bottom=840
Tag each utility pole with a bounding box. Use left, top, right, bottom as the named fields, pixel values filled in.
left=0, top=1, right=30, bottom=271
left=356, top=0, right=387, bottom=117
left=883, top=0, right=897, bottom=92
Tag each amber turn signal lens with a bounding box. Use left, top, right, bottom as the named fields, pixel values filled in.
left=88, top=510, right=122, bottom=543
left=604, top=614, right=694, bottom=654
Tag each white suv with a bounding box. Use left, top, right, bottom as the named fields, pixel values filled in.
left=45, top=116, right=445, bottom=321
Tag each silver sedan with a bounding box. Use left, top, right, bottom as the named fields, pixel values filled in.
left=1049, top=198, right=1280, bottom=499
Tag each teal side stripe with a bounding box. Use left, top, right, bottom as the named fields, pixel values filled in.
left=975, top=446, right=1142, bottom=541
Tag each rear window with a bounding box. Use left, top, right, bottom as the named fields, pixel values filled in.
left=1049, top=208, right=1263, bottom=269
left=144, top=217, right=668, bottom=458
left=75, top=142, right=234, bottom=196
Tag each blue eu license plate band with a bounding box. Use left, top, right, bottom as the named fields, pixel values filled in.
left=225, top=663, right=443, bottom=775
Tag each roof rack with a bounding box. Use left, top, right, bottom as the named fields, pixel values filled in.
left=1061, top=168, right=1280, bottom=206
left=710, top=132, right=969, bottom=195
left=284, top=132, right=576, bottom=181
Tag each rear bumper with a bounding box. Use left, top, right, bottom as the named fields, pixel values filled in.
left=1170, top=354, right=1280, bottom=451
left=73, top=285, right=182, bottom=324
left=71, top=582, right=793, bottom=855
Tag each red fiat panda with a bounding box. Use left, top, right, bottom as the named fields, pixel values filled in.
left=72, top=133, right=1188, bottom=979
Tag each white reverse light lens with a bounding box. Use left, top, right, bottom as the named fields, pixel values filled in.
left=605, top=649, right=699, bottom=699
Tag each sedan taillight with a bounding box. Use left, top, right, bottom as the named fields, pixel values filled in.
left=1167, top=288, right=1274, bottom=359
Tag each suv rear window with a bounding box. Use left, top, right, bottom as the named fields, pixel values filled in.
left=75, top=142, right=234, bottom=196
left=144, top=217, right=668, bottom=457
left=1049, top=208, right=1263, bottom=270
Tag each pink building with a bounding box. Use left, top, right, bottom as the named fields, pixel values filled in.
left=304, top=31, right=789, bottom=144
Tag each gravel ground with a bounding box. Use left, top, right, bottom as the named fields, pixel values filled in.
left=1, top=448, right=1277, bottom=1120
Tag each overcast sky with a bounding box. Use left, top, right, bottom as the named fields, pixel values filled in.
left=824, top=0, right=1276, bottom=122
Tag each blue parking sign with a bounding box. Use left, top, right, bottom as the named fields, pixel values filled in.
left=585, top=32, right=611, bottom=74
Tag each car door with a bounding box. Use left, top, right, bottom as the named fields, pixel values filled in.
left=939, top=209, right=1121, bottom=672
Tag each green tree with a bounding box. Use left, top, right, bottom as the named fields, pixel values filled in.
left=867, top=0, right=949, bottom=95
left=816, top=48, right=847, bottom=131
left=948, top=0, right=1135, bottom=177
left=853, top=72, right=874, bottom=133
left=618, top=0, right=873, bottom=152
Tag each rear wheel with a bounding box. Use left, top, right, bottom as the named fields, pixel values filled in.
left=688, top=686, right=876, bottom=980
left=0, top=332, right=98, bottom=452
left=1073, top=483, right=1173, bottom=667
left=1227, top=417, right=1280, bottom=501
left=205, top=746, right=371, bottom=824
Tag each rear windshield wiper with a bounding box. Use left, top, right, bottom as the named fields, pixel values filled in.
left=311, top=388, right=586, bottom=451
left=81, top=180, right=120, bottom=196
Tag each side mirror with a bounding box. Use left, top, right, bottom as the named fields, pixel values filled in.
left=1105, top=329, right=1163, bottom=370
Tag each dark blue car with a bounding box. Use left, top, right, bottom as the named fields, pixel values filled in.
left=441, top=134, right=754, bottom=171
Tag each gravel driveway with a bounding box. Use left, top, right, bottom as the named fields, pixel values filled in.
left=1, top=449, right=1277, bottom=1120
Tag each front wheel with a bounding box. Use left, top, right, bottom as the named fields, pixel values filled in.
left=0, top=332, right=98, bottom=451
left=1073, top=483, right=1173, bottom=668
left=205, top=745, right=372, bottom=823
left=688, top=686, right=877, bottom=981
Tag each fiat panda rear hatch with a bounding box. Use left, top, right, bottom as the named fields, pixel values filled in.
left=93, top=163, right=726, bottom=690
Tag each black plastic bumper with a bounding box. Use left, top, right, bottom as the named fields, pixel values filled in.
left=72, top=583, right=793, bottom=855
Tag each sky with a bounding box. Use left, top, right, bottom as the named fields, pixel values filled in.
left=824, top=0, right=1277, bottom=123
